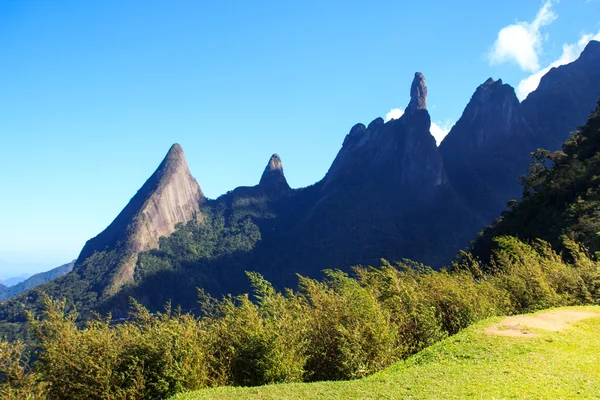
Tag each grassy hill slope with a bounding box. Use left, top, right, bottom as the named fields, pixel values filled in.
left=173, top=306, right=600, bottom=400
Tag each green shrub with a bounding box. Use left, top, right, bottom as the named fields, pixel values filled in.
left=28, top=296, right=211, bottom=400
left=200, top=274, right=308, bottom=387
left=490, top=236, right=598, bottom=312
left=421, top=269, right=509, bottom=334
left=9, top=235, right=600, bottom=398
left=0, top=339, right=47, bottom=400
left=299, top=270, right=397, bottom=381
left=354, top=263, right=446, bottom=357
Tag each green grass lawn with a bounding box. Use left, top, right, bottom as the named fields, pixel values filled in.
left=172, top=306, right=600, bottom=400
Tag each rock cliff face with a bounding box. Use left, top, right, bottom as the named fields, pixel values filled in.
left=407, top=72, right=427, bottom=113
left=439, top=79, right=538, bottom=221
left=75, top=143, right=204, bottom=295
left=442, top=78, right=536, bottom=151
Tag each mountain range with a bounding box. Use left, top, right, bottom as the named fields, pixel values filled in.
left=0, top=261, right=74, bottom=301
left=2, top=40, right=599, bottom=320
left=0, top=274, right=31, bottom=287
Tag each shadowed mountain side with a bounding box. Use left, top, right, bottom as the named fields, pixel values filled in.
left=522, top=40, right=600, bottom=150
left=439, top=79, right=539, bottom=222
left=98, top=75, right=482, bottom=315
left=440, top=40, right=600, bottom=225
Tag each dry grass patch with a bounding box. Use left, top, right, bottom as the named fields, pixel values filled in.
left=484, top=309, right=599, bottom=337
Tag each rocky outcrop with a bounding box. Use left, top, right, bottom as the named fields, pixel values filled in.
left=75, top=143, right=204, bottom=295
left=324, top=71, right=445, bottom=196
left=259, top=154, right=290, bottom=191
left=441, top=78, right=535, bottom=150
left=439, top=78, right=537, bottom=222
left=406, top=72, right=427, bottom=114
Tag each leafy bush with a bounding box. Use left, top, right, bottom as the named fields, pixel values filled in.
left=299, top=270, right=397, bottom=381
left=28, top=296, right=211, bottom=400
left=490, top=236, right=596, bottom=311
left=4, top=235, right=600, bottom=399
left=200, top=285, right=307, bottom=387
left=0, top=340, right=47, bottom=400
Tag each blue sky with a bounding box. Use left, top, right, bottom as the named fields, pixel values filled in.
left=1, top=0, right=599, bottom=276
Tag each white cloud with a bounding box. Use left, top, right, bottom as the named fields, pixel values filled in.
left=384, top=108, right=453, bottom=146
left=430, top=121, right=453, bottom=146
left=487, top=1, right=557, bottom=72
left=384, top=108, right=404, bottom=121
left=517, top=30, right=600, bottom=99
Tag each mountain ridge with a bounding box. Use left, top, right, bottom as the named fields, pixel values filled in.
left=1, top=41, right=599, bottom=323
left=0, top=261, right=75, bottom=301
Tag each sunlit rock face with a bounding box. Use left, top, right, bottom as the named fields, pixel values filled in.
left=75, top=143, right=204, bottom=294
left=259, top=153, right=291, bottom=191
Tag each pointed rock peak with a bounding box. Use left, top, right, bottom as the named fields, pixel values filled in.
left=471, top=77, right=516, bottom=105
left=259, top=154, right=290, bottom=190
left=406, top=72, right=427, bottom=113
left=342, top=123, right=366, bottom=147
left=580, top=40, right=600, bottom=61
left=481, top=77, right=504, bottom=87
left=163, top=143, right=186, bottom=166
left=75, top=142, right=204, bottom=295
left=266, top=153, right=283, bottom=172
left=166, top=143, right=183, bottom=157
left=152, top=143, right=196, bottom=188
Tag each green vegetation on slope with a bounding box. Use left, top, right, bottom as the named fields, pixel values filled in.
left=1, top=235, right=599, bottom=399
left=172, top=306, right=600, bottom=400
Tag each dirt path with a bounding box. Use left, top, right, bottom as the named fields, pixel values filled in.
left=484, top=309, right=599, bottom=337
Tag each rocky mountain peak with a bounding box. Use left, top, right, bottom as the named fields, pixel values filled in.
left=323, top=71, right=446, bottom=196
left=342, top=123, right=366, bottom=148
left=406, top=72, right=427, bottom=113
left=469, top=78, right=514, bottom=105
left=580, top=40, right=600, bottom=62
left=445, top=78, right=522, bottom=140
left=164, top=143, right=185, bottom=165
left=75, top=143, right=204, bottom=295
left=259, top=154, right=290, bottom=190
left=154, top=143, right=195, bottom=184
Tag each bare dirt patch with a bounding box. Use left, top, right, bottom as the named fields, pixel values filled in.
left=485, top=310, right=599, bottom=337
